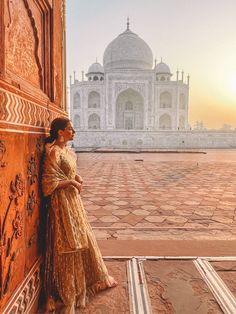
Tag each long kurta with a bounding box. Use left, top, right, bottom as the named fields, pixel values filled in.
left=42, top=144, right=111, bottom=312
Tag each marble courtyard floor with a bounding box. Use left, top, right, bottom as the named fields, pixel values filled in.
left=73, top=150, right=236, bottom=314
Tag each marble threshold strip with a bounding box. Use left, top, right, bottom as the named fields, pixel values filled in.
left=105, top=256, right=236, bottom=314
left=127, top=257, right=153, bottom=314
left=194, top=258, right=236, bottom=314
left=93, top=226, right=233, bottom=230
left=104, top=256, right=236, bottom=260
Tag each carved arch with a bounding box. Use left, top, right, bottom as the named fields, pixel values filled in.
left=160, top=91, right=172, bottom=108
left=159, top=114, right=172, bottom=129
left=88, top=91, right=100, bottom=108
left=115, top=83, right=145, bottom=99
left=88, top=113, right=100, bottom=129
left=22, top=0, right=43, bottom=88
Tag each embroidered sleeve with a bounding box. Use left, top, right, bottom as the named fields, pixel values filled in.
left=42, top=146, right=63, bottom=196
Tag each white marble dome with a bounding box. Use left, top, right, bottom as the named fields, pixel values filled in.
left=87, top=62, right=104, bottom=74
left=103, top=28, right=153, bottom=71
left=155, top=61, right=171, bottom=74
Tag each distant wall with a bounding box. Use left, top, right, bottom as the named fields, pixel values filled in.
left=73, top=130, right=236, bottom=149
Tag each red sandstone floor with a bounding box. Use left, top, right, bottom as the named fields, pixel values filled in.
left=38, top=150, right=236, bottom=313
left=77, top=150, right=236, bottom=240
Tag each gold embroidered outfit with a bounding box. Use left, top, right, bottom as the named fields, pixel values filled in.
left=42, top=145, right=111, bottom=313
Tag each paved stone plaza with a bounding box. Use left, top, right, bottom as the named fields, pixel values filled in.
left=78, top=149, right=236, bottom=241
left=38, top=150, right=236, bottom=313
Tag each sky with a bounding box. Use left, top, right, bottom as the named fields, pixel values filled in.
left=66, top=0, right=236, bottom=129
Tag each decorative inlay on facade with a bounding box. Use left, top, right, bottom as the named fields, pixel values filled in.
left=0, top=89, right=48, bottom=127
left=2, top=258, right=41, bottom=314
left=107, top=74, right=152, bottom=80
left=114, top=82, right=145, bottom=97
left=0, top=89, right=63, bottom=129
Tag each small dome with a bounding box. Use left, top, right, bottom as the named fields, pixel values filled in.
left=103, top=24, right=153, bottom=71
left=155, top=61, right=171, bottom=74
left=87, top=62, right=104, bottom=74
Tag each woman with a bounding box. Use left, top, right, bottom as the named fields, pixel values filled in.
left=42, top=117, right=117, bottom=314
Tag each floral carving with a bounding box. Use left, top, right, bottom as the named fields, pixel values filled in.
left=0, top=140, right=7, bottom=167
left=27, top=190, right=37, bottom=216
left=12, top=210, right=23, bottom=239
left=0, top=173, right=24, bottom=296
left=9, top=173, right=25, bottom=205
left=27, top=155, right=37, bottom=185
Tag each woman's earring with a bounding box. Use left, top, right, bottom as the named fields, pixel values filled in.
left=59, top=135, right=65, bottom=142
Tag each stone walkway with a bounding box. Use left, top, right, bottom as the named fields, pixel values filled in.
left=77, top=150, right=236, bottom=240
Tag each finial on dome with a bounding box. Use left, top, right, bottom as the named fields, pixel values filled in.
left=127, top=17, right=130, bottom=30
left=154, top=58, right=157, bottom=67
left=96, top=57, right=98, bottom=63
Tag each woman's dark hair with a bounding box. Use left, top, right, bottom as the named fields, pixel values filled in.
left=45, top=117, right=70, bottom=144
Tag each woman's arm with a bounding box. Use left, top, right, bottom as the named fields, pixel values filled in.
left=57, top=179, right=82, bottom=193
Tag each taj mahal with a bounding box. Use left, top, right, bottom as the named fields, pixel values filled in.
left=70, top=20, right=236, bottom=149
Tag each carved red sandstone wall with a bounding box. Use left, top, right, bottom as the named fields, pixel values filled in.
left=6, top=0, right=42, bottom=88
left=0, top=0, right=66, bottom=312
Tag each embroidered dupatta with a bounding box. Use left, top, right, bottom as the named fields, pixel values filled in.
left=42, top=144, right=88, bottom=253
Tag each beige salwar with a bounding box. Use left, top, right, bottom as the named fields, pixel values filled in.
left=42, top=144, right=111, bottom=313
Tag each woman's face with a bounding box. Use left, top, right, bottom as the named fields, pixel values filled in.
left=59, top=121, right=75, bottom=142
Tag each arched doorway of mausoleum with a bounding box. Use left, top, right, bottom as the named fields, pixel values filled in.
left=159, top=113, right=172, bottom=130
left=88, top=113, right=101, bottom=129
left=115, top=88, right=144, bottom=129
left=88, top=91, right=101, bottom=108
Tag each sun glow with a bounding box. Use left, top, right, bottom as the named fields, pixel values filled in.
left=230, top=75, right=236, bottom=95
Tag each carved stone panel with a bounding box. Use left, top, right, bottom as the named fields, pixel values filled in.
left=5, top=0, right=42, bottom=88
left=3, top=0, right=56, bottom=100
left=0, top=134, right=27, bottom=306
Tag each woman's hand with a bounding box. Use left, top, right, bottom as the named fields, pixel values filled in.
left=75, top=174, right=83, bottom=184
left=71, top=180, right=82, bottom=193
